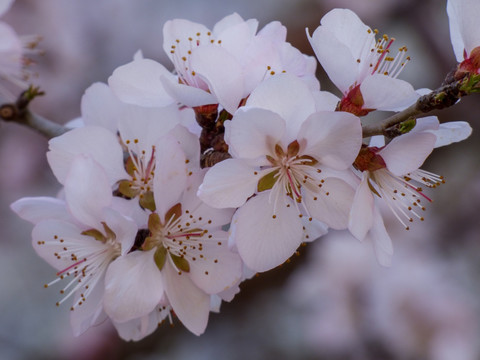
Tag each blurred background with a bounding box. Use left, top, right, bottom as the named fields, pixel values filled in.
left=1, top=0, right=479, bottom=359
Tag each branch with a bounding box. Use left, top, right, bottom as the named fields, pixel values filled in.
left=362, top=74, right=473, bottom=138
left=0, top=87, right=69, bottom=139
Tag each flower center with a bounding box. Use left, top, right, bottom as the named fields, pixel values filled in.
left=117, top=139, right=156, bottom=211
left=144, top=204, right=215, bottom=275
left=42, top=222, right=121, bottom=311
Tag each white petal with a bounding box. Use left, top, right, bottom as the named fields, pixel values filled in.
left=11, top=197, right=70, bottom=224
left=379, top=132, right=436, bottom=176
left=104, top=250, right=164, bottom=323
left=361, top=75, right=418, bottom=111
left=226, top=108, right=285, bottom=159
left=197, top=159, right=259, bottom=208
left=0, top=0, right=14, bottom=16
left=47, top=126, right=127, bottom=186
left=101, top=208, right=137, bottom=256
left=113, top=305, right=169, bottom=341
left=190, top=45, right=244, bottom=114
left=348, top=174, right=374, bottom=241
left=365, top=207, right=393, bottom=267
left=32, top=219, right=92, bottom=270
left=299, top=111, right=362, bottom=170
left=430, top=121, right=472, bottom=148
left=168, top=124, right=201, bottom=171
left=153, top=135, right=187, bottom=220
left=117, top=103, right=181, bottom=153
left=65, top=155, right=112, bottom=229
left=181, top=170, right=235, bottom=227
left=245, top=74, right=316, bottom=138
left=160, top=75, right=217, bottom=107
left=189, top=230, right=242, bottom=294
left=81, top=82, right=125, bottom=132
left=304, top=177, right=355, bottom=230
left=108, top=58, right=176, bottom=107
left=447, top=0, right=480, bottom=59
left=70, top=277, right=106, bottom=336
left=233, top=191, right=304, bottom=272
left=163, top=260, right=210, bottom=336
left=412, top=116, right=440, bottom=133
left=313, top=90, right=340, bottom=111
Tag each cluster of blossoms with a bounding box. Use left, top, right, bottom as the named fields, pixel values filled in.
left=8, top=0, right=478, bottom=341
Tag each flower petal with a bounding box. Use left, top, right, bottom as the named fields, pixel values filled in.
left=197, top=158, right=260, bottom=208
left=299, top=111, right=362, bottom=170
left=233, top=191, right=304, bottom=272
left=348, top=174, right=374, bottom=241
left=430, top=121, right=472, bottom=148
left=108, top=58, right=176, bottom=107
left=365, top=207, right=393, bottom=267
left=104, top=250, right=164, bottom=323
left=11, top=197, right=70, bottom=224
left=304, top=176, right=355, bottom=230
left=47, top=126, right=127, bottom=186
left=379, top=132, right=436, bottom=176
left=188, top=230, right=242, bottom=294
left=163, top=260, right=210, bottom=336
left=153, top=135, right=187, bottom=220
left=160, top=75, right=217, bottom=107
left=361, top=75, right=418, bottom=111
left=226, top=107, right=286, bottom=159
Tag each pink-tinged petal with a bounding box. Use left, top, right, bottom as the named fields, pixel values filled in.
left=361, top=75, right=418, bottom=111
left=348, top=174, right=374, bottom=241
left=189, top=230, right=242, bottom=294
left=108, top=58, right=176, bottom=107
left=32, top=219, right=92, bottom=270
left=233, top=191, right=304, bottom=272
left=153, top=135, right=187, bottom=220
left=304, top=177, right=355, bottom=230
left=168, top=124, right=201, bottom=171
left=307, top=28, right=359, bottom=93
left=117, top=103, right=181, bottom=153
left=163, top=260, right=210, bottom=336
left=313, top=90, right=340, bottom=111
left=213, top=16, right=257, bottom=60
left=11, top=197, right=70, bottom=224
left=113, top=305, right=169, bottom=341
left=197, top=158, right=260, bottom=209
left=0, top=0, right=14, bottom=16
left=369, top=135, right=385, bottom=148
left=47, top=126, right=127, bottom=186
left=190, top=45, right=244, bottom=114
left=70, top=277, right=106, bottom=336
left=104, top=250, right=164, bottom=323
left=257, top=20, right=287, bottom=43
left=379, top=132, right=436, bottom=176
left=160, top=75, right=217, bottom=107
left=447, top=0, right=480, bottom=60
left=365, top=207, right=393, bottom=267
left=245, top=74, right=316, bottom=138
left=299, top=111, right=362, bottom=170
left=181, top=170, right=235, bottom=227
left=101, top=208, right=137, bottom=256
left=412, top=116, right=440, bottom=133
left=0, top=22, right=22, bottom=77
left=226, top=108, right=285, bottom=159
left=448, top=0, right=466, bottom=61
left=65, top=155, right=112, bottom=229
left=431, top=121, right=472, bottom=148
left=302, top=218, right=328, bottom=243
left=213, top=13, right=255, bottom=36
left=81, top=82, right=125, bottom=132
left=162, top=19, right=210, bottom=58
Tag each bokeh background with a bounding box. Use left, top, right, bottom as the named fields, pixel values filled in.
left=1, top=0, right=479, bottom=359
